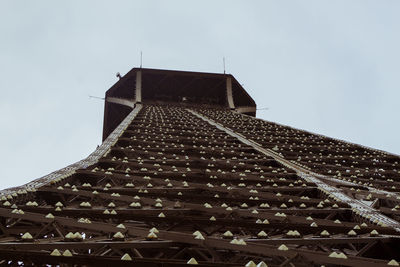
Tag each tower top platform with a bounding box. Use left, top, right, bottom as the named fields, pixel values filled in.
left=103, top=68, right=256, bottom=140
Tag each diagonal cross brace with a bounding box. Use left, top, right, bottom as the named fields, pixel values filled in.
left=187, top=109, right=400, bottom=232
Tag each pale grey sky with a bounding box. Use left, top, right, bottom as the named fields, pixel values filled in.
left=1, top=1, right=399, bottom=190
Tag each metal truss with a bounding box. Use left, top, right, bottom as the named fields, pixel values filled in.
left=0, top=104, right=399, bottom=266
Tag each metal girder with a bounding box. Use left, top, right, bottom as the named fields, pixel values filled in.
left=187, top=109, right=400, bottom=232
left=0, top=103, right=399, bottom=266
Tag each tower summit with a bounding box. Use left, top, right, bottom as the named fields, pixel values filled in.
left=103, top=68, right=256, bottom=140
left=0, top=68, right=399, bottom=266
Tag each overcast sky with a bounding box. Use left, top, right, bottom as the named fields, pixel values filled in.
left=1, top=1, right=399, bottom=190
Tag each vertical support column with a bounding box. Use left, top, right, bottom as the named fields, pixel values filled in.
left=135, top=70, right=142, bottom=103
left=226, top=77, right=235, bottom=110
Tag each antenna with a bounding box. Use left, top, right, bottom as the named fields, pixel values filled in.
left=89, top=95, right=105, bottom=100
left=223, top=57, right=226, bottom=74
left=140, top=51, right=143, bottom=68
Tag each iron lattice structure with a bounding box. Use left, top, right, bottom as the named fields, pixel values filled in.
left=1, top=68, right=400, bottom=266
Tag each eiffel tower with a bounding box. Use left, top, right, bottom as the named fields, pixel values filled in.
left=1, top=68, right=400, bottom=266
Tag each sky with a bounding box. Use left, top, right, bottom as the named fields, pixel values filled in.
left=0, top=1, right=399, bottom=190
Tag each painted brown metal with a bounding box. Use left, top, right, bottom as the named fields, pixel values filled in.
left=0, top=69, right=399, bottom=266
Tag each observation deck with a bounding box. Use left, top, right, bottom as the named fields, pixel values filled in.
left=103, top=68, right=256, bottom=140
